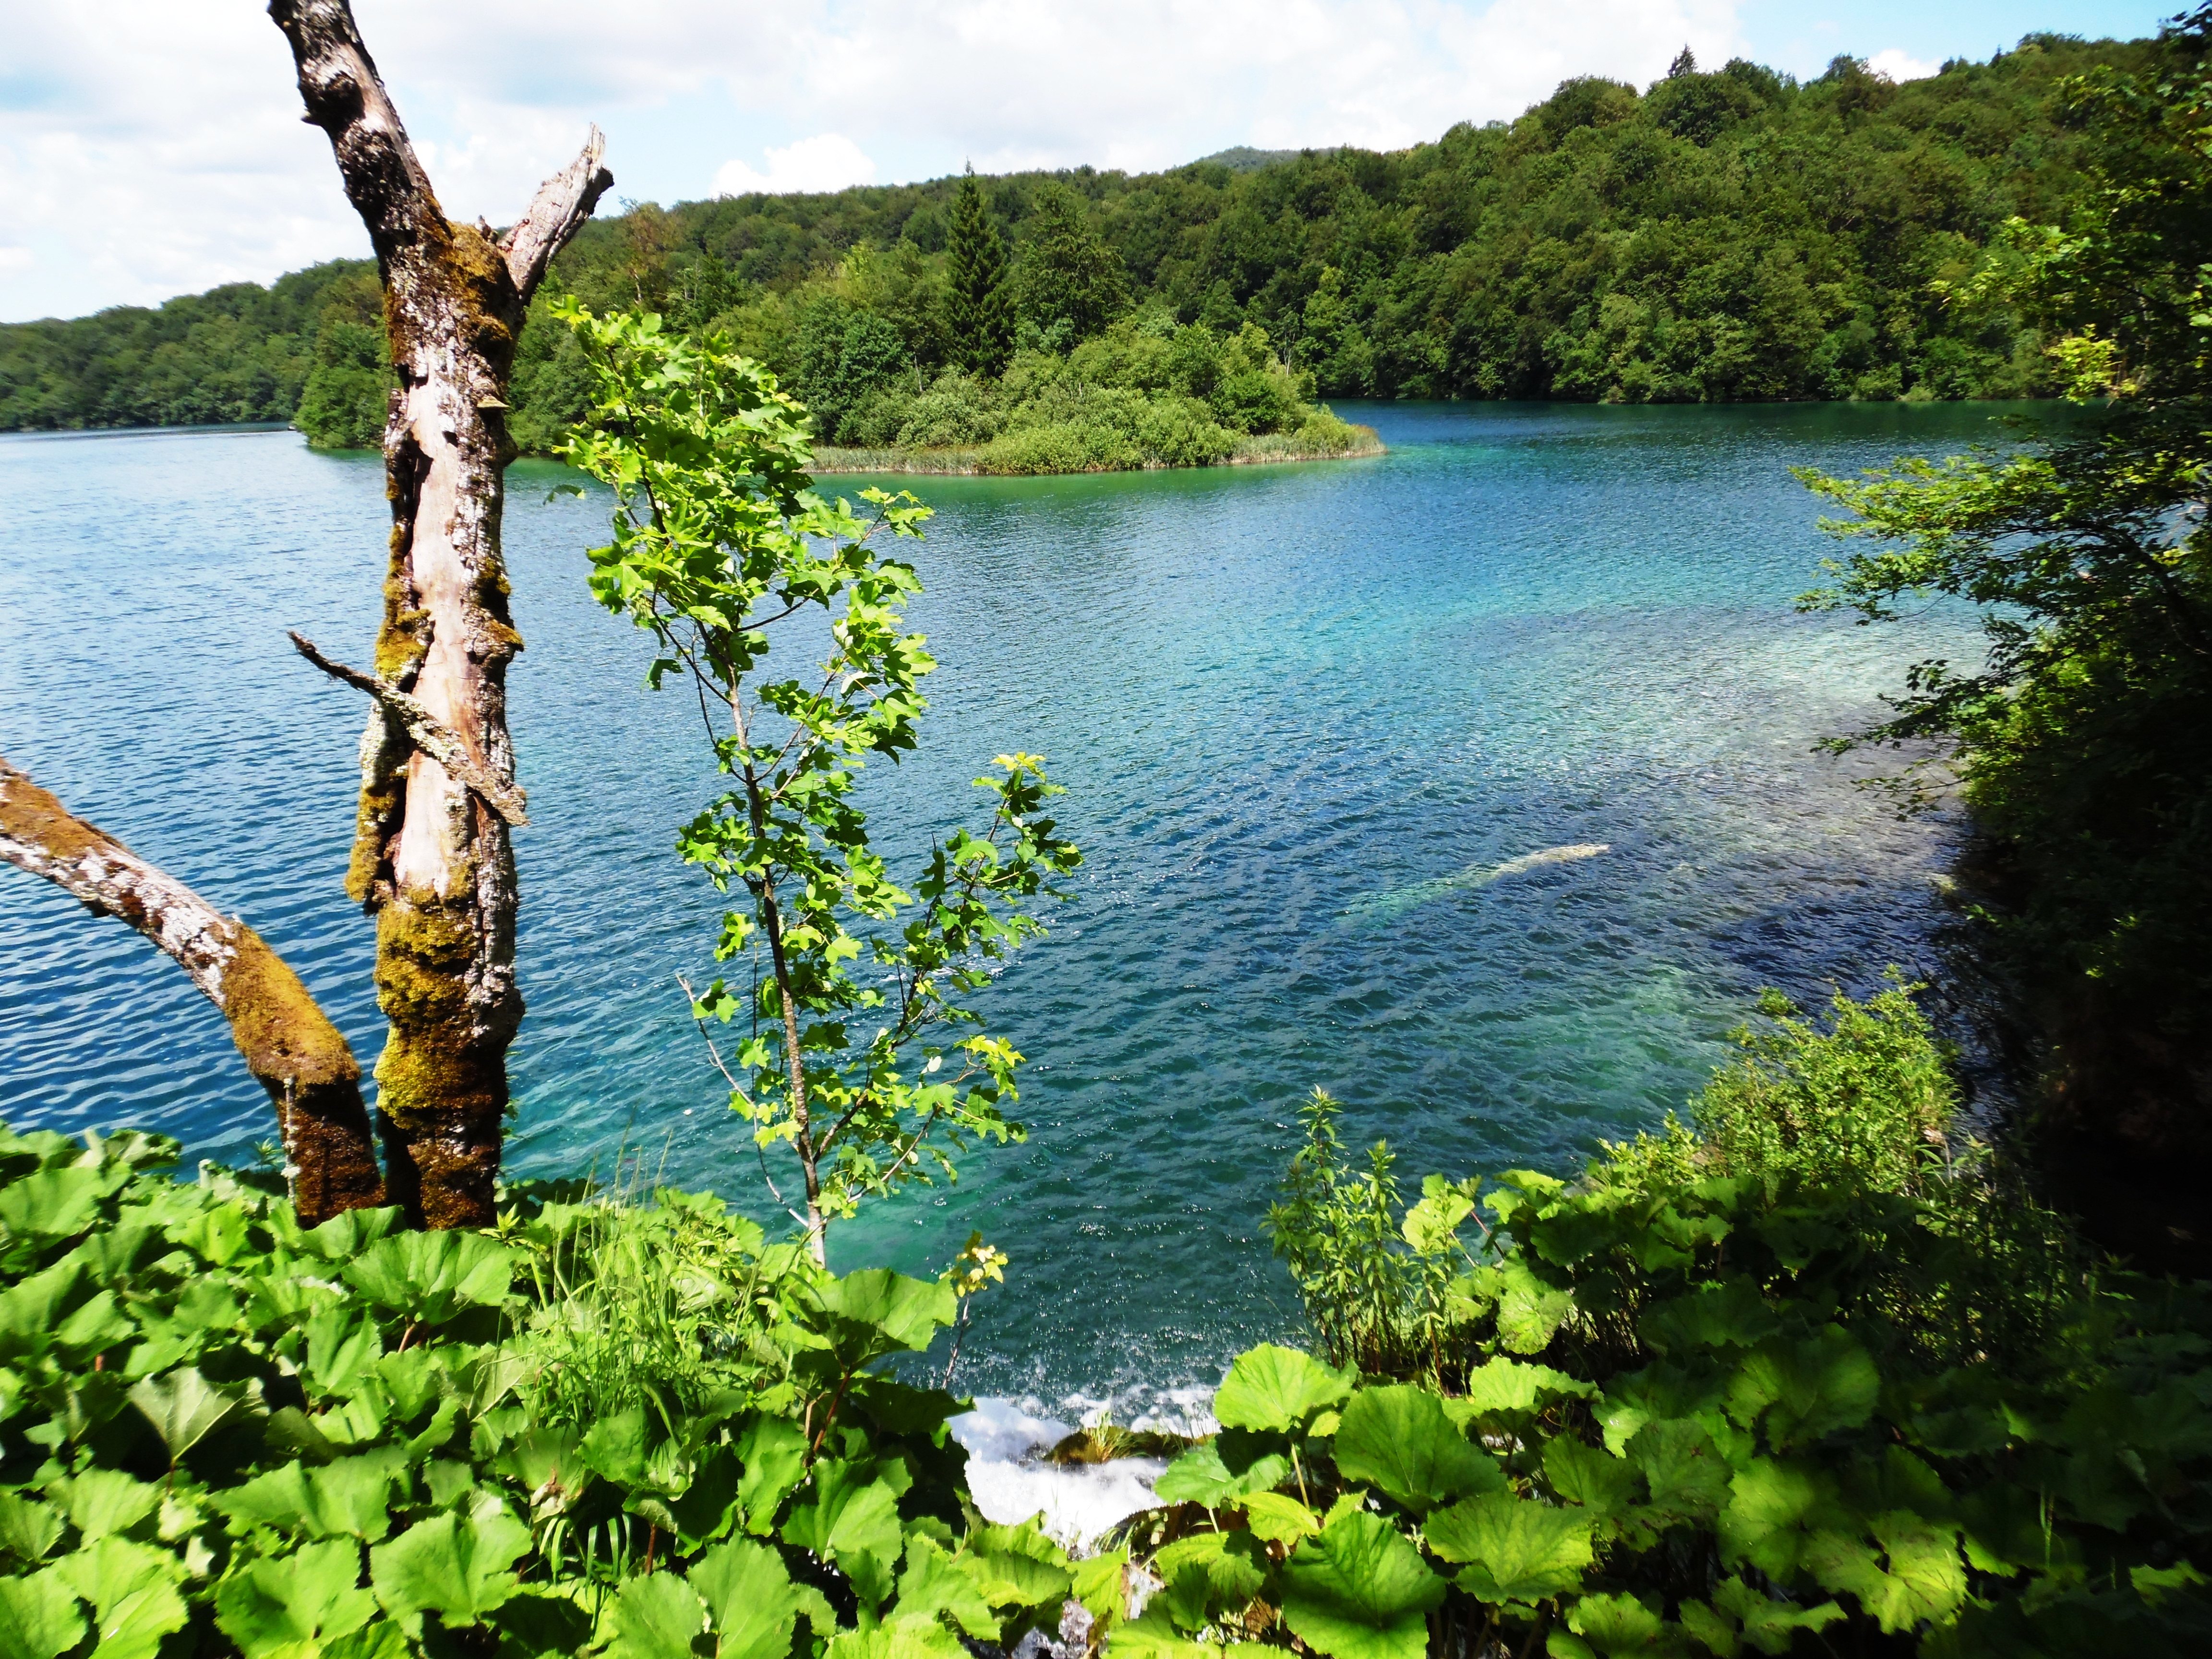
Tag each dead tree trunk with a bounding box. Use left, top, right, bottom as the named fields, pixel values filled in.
left=0, top=757, right=385, bottom=1226
left=269, top=0, right=611, bottom=1227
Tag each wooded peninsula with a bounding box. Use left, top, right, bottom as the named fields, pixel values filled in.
left=0, top=33, right=2164, bottom=471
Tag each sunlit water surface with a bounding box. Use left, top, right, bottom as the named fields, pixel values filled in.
left=0, top=402, right=2052, bottom=1417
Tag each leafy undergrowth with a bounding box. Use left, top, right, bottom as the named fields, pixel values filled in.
left=1089, top=987, right=2212, bottom=1658
left=0, top=1127, right=1081, bottom=1659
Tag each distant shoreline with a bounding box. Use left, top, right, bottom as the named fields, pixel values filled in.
left=810, top=424, right=1385, bottom=477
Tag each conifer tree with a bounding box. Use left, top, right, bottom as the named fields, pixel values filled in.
left=945, top=165, right=1012, bottom=375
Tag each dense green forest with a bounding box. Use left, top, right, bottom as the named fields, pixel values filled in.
left=0, top=30, right=2173, bottom=448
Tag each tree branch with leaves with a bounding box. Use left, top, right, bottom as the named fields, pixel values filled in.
left=554, top=305, right=1080, bottom=1263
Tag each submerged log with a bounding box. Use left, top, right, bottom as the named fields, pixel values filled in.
left=268, top=0, right=610, bottom=1226
left=0, top=756, right=385, bottom=1225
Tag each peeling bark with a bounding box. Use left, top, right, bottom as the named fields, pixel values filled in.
left=0, top=756, right=385, bottom=1226
left=269, top=0, right=610, bottom=1226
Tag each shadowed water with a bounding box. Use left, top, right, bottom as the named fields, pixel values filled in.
left=0, top=401, right=2053, bottom=1415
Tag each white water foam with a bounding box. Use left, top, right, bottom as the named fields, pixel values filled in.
left=950, top=1397, right=1184, bottom=1551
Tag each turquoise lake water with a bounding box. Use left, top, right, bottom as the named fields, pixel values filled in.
left=0, top=401, right=2040, bottom=1416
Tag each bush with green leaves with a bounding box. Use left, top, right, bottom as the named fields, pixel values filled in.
left=0, top=1122, right=1085, bottom=1659
left=1146, top=988, right=2212, bottom=1657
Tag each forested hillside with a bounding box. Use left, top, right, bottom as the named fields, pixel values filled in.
left=0, top=32, right=2171, bottom=443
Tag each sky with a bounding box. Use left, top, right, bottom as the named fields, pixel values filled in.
left=0, top=0, right=2176, bottom=324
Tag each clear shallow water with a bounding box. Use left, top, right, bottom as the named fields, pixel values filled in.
left=0, top=401, right=2044, bottom=1415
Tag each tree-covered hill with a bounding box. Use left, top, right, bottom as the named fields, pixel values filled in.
left=0, top=31, right=2175, bottom=444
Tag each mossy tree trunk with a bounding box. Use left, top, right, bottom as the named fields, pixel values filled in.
left=269, top=0, right=611, bottom=1227
left=0, top=757, right=385, bottom=1225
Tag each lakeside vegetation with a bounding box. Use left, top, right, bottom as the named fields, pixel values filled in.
left=0, top=29, right=2180, bottom=461
left=7, top=9, right=2212, bottom=1658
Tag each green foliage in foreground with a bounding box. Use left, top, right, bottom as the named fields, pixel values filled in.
left=555, top=304, right=1082, bottom=1253
left=0, top=1124, right=1081, bottom=1659
left=1104, top=985, right=2212, bottom=1657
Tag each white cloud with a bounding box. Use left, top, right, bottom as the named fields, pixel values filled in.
left=713, top=133, right=879, bottom=198
left=1866, top=47, right=1941, bottom=82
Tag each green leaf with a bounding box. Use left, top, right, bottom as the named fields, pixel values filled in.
left=1333, top=1385, right=1503, bottom=1515
left=213, top=1451, right=405, bottom=1541
left=1488, top=1260, right=1575, bottom=1356
left=1701, top=1576, right=1845, bottom=1657
left=581, top=1405, right=649, bottom=1486
left=1541, top=1440, right=1641, bottom=1522
left=894, top=1537, right=997, bottom=1639
left=1803, top=1515, right=1966, bottom=1635
left=343, top=1233, right=514, bottom=1325
left=1106, top=1610, right=1226, bottom=1659
left=961, top=1519, right=1073, bottom=1613
left=1241, top=1491, right=1322, bottom=1544
left=1636, top=1280, right=1780, bottom=1357
left=1719, top=1458, right=1845, bottom=1579
left=825, top=1623, right=969, bottom=1659
left=814, top=1269, right=958, bottom=1364
left=1563, top=1590, right=1668, bottom=1656
left=54, top=1539, right=186, bottom=1659
left=1424, top=1494, right=1593, bottom=1603
left=1724, top=1328, right=1879, bottom=1449
left=369, top=1509, right=531, bottom=1635
left=604, top=1573, right=706, bottom=1659
left=1212, top=1345, right=1355, bottom=1433
left=486, top=1589, right=595, bottom=1659
left=1279, top=1510, right=1445, bottom=1659
left=1455, top=1359, right=1598, bottom=1417
left=57, top=1469, right=158, bottom=1541
left=0, top=1570, right=85, bottom=1659
left=779, top=1461, right=903, bottom=1611
left=1072, top=1550, right=1129, bottom=1627
left=127, top=1367, right=244, bottom=1463
left=298, top=1207, right=404, bottom=1264
left=1402, top=1178, right=1474, bottom=1254
left=1626, top=1420, right=1730, bottom=1525
left=215, top=1536, right=377, bottom=1659
left=1152, top=1531, right=1268, bottom=1632
left=0, top=1495, right=60, bottom=1566
left=1152, top=1442, right=1290, bottom=1508
left=0, top=1168, right=108, bottom=1238
left=736, top=1416, right=806, bottom=1534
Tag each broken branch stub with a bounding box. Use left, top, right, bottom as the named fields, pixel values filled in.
left=270, top=0, right=609, bottom=1226
left=0, top=756, right=385, bottom=1225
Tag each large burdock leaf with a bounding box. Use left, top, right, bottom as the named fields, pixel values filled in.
left=1563, top=1591, right=1668, bottom=1655
left=1626, top=1420, right=1730, bottom=1525
left=1678, top=1577, right=1844, bottom=1657
left=0, top=1569, right=84, bottom=1659
left=343, top=1233, right=514, bottom=1326
left=604, top=1574, right=707, bottom=1659
left=1333, top=1386, right=1503, bottom=1515
left=369, top=1509, right=531, bottom=1635
left=690, top=1537, right=833, bottom=1659
left=1213, top=1346, right=1356, bottom=1434
left=1725, top=1327, right=1878, bottom=1449
left=214, top=1451, right=406, bottom=1542
left=128, top=1368, right=247, bottom=1465
left=1803, top=1516, right=1966, bottom=1635
left=57, top=1470, right=158, bottom=1542
left=960, top=1519, right=1073, bottom=1613
left=814, top=1270, right=958, bottom=1367
left=1448, top=1360, right=1598, bottom=1426
left=1423, top=1494, right=1593, bottom=1603
left=1152, top=1443, right=1290, bottom=1507
left=826, top=1624, right=969, bottom=1659
left=1279, top=1510, right=1444, bottom=1659
left=780, top=1461, right=904, bottom=1611
left=54, top=1537, right=187, bottom=1659
left=892, top=1537, right=998, bottom=1639
left=215, top=1537, right=376, bottom=1659
left=1151, top=1531, right=1269, bottom=1632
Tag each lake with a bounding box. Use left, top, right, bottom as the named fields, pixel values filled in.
left=0, top=400, right=2035, bottom=1419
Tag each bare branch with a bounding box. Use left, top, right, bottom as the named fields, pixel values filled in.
left=290, top=633, right=529, bottom=827
left=502, top=126, right=614, bottom=299
left=0, top=754, right=384, bottom=1224
left=267, top=0, right=440, bottom=264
